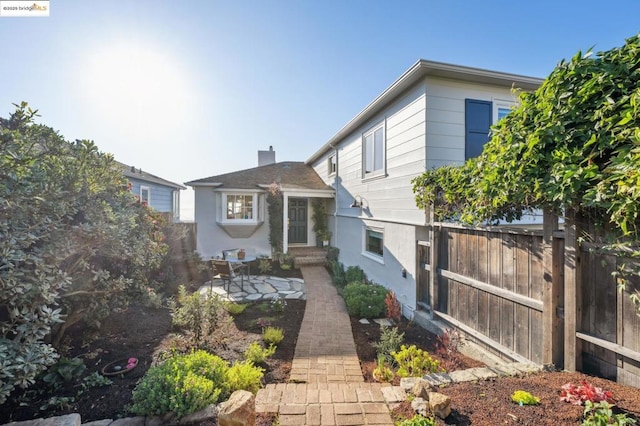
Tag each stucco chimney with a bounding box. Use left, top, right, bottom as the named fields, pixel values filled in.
left=258, top=146, right=276, bottom=166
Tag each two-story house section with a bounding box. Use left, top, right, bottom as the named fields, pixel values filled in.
left=117, top=161, right=187, bottom=222
left=306, top=59, right=543, bottom=317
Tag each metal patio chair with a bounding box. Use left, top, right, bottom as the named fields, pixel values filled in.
left=211, top=259, right=246, bottom=292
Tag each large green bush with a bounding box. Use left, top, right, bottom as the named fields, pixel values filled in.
left=342, top=282, right=388, bottom=318
left=131, top=350, right=264, bottom=417
left=0, top=104, right=167, bottom=403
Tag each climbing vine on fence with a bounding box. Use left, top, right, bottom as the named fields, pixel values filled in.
left=412, top=33, right=640, bottom=237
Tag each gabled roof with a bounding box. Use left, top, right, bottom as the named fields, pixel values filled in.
left=185, top=161, right=332, bottom=191
left=306, top=59, right=544, bottom=164
left=116, top=161, right=186, bottom=190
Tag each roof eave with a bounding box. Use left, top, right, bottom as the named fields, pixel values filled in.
left=305, top=59, right=544, bottom=165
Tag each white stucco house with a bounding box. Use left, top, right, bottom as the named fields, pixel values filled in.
left=187, top=59, right=542, bottom=315
left=185, top=160, right=334, bottom=259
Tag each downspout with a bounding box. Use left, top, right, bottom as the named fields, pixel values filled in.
left=331, top=144, right=338, bottom=248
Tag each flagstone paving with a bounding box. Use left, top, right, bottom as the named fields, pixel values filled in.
left=198, top=275, right=306, bottom=302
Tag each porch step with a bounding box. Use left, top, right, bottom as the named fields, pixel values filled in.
left=294, top=255, right=328, bottom=267
left=289, top=247, right=328, bottom=268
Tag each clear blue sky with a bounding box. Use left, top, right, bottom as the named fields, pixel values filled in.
left=1, top=1, right=639, bottom=220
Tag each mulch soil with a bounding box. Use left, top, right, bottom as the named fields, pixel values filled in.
left=2, top=270, right=640, bottom=425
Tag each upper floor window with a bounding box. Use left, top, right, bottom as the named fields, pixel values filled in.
left=140, top=186, right=150, bottom=205
left=328, top=154, right=337, bottom=176
left=362, top=122, right=385, bottom=179
left=465, top=98, right=516, bottom=160
left=226, top=194, right=254, bottom=219
left=494, top=99, right=516, bottom=123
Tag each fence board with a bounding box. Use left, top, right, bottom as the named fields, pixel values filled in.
left=501, top=233, right=515, bottom=351
left=530, top=235, right=544, bottom=364
left=468, top=231, right=479, bottom=332
left=488, top=232, right=502, bottom=343
left=515, top=234, right=531, bottom=360
left=477, top=230, right=490, bottom=336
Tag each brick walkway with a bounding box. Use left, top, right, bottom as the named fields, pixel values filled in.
left=256, top=266, right=404, bottom=425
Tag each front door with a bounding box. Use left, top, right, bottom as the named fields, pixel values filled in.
left=288, top=199, right=307, bottom=244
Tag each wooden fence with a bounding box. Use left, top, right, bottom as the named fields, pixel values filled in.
left=418, top=211, right=640, bottom=387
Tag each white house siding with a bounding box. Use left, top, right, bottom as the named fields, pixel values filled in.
left=311, top=82, right=429, bottom=316
left=194, top=187, right=271, bottom=259
left=425, top=77, right=516, bottom=169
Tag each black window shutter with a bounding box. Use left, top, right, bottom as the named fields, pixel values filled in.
left=465, top=99, right=492, bottom=159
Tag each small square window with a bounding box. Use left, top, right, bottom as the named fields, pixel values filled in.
left=365, top=228, right=384, bottom=257
left=328, top=154, right=336, bottom=175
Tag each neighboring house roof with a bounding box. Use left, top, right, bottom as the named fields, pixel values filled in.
left=306, top=59, right=545, bottom=164
left=185, top=161, right=333, bottom=191
left=116, top=161, right=186, bottom=190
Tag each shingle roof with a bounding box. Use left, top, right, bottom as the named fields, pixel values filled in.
left=185, top=161, right=332, bottom=191
left=116, top=161, right=186, bottom=190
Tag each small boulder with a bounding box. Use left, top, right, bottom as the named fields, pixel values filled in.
left=410, top=397, right=429, bottom=417
left=217, top=390, right=255, bottom=426
left=411, top=379, right=433, bottom=400
left=428, top=392, right=451, bottom=419
left=179, top=404, right=217, bottom=425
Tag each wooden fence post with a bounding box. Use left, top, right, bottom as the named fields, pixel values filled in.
left=428, top=203, right=438, bottom=319
left=542, top=210, right=561, bottom=366
left=564, top=208, right=583, bottom=371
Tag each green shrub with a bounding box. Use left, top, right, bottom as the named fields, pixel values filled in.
left=342, top=282, right=387, bottom=318
left=244, top=342, right=276, bottom=364
left=258, top=257, right=272, bottom=274
left=372, top=355, right=394, bottom=383
left=170, top=286, right=223, bottom=346
left=392, top=345, right=443, bottom=378
left=345, top=265, right=367, bottom=284
left=131, top=350, right=228, bottom=417
left=373, top=326, right=405, bottom=364
left=511, top=390, right=540, bottom=405
left=263, top=327, right=284, bottom=346
left=41, top=357, right=86, bottom=390
left=397, top=414, right=437, bottom=426
left=226, top=360, right=264, bottom=394
left=326, top=246, right=340, bottom=262
left=224, top=302, right=247, bottom=316
left=330, top=260, right=346, bottom=287
left=582, top=401, right=636, bottom=426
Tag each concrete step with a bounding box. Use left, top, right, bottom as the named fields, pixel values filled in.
left=294, top=256, right=327, bottom=267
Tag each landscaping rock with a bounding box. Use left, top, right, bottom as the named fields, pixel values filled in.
left=428, top=392, right=451, bottom=419
left=399, top=377, right=421, bottom=393
left=217, top=390, right=255, bottom=426
left=82, top=420, right=112, bottom=426
left=411, top=379, right=433, bottom=399
left=3, top=414, right=81, bottom=426
left=410, top=397, right=429, bottom=417
left=179, top=404, right=217, bottom=425
left=109, top=417, right=146, bottom=426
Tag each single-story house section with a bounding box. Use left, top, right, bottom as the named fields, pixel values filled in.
left=306, top=59, right=543, bottom=317
left=117, top=161, right=186, bottom=222
left=186, top=161, right=334, bottom=259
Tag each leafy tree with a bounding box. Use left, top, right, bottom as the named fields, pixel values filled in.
left=0, top=103, right=166, bottom=403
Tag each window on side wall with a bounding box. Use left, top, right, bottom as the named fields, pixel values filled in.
left=465, top=98, right=517, bottom=160
left=226, top=194, right=254, bottom=220
left=328, top=154, right=336, bottom=176
left=362, top=122, right=385, bottom=179
left=172, top=190, right=179, bottom=220
left=140, top=186, right=150, bottom=205
left=363, top=227, right=384, bottom=261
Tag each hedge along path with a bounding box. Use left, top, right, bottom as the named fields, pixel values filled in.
left=255, top=266, right=401, bottom=425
